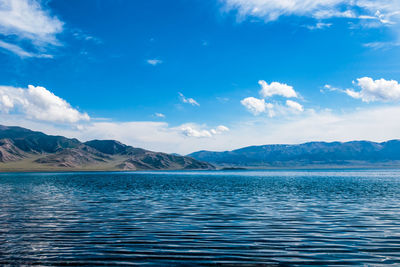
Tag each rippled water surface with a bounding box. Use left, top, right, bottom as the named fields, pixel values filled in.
left=1, top=170, right=400, bottom=265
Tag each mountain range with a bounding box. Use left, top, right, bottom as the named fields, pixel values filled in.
left=0, top=125, right=214, bottom=171
left=188, top=140, right=400, bottom=168
left=2, top=124, right=400, bottom=172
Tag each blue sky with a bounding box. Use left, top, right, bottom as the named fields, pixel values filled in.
left=1, top=0, right=400, bottom=153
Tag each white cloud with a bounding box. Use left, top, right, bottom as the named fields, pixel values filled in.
left=0, top=0, right=63, bottom=57
left=181, top=126, right=213, bottom=138
left=181, top=124, right=230, bottom=138
left=242, top=81, right=301, bottom=117
left=345, top=77, right=400, bottom=102
left=241, top=97, right=274, bottom=117
left=0, top=85, right=89, bottom=123
left=0, top=40, right=52, bottom=58
left=306, top=22, right=332, bottom=30
left=72, top=29, right=102, bottom=44
left=220, top=0, right=400, bottom=24
left=179, top=92, right=200, bottom=106
left=155, top=112, right=165, bottom=118
left=258, top=80, right=297, bottom=98
left=286, top=100, right=303, bottom=112
left=216, top=125, right=229, bottom=132
left=147, top=59, right=163, bottom=66
left=210, top=125, right=230, bottom=135
left=313, top=9, right=356, bottom=20
left=363, top=41, right=400, bottom=49
left=323, top=84, right=338, bottom=91
left=0, top=0, right=63, bottom=43
left=320, top=84, right=334, bottom=93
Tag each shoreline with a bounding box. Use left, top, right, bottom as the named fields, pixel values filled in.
left=2, top=165, right=400, bottom=174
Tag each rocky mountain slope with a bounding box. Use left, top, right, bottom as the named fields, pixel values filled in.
left=188, top=141, right=400, bottom=168
left=0, top=125, right=214, bottom=171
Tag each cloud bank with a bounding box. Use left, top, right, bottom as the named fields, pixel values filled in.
left=220, top=0, right=400, bottom=24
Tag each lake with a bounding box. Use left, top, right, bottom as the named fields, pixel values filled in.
left=1, top=170, right=400, bottom=265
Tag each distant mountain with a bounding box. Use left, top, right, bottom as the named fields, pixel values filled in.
left=0, top=125, right=214, bottom=171
left=188, top=141, right=400, bottom=168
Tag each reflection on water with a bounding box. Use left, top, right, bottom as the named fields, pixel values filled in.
left=1, top=170, right=400, bottom=265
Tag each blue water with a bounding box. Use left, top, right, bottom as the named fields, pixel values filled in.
left=1, top=170, right=400, bottom=265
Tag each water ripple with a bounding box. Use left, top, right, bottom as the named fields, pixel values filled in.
left=1, top=170, right=400, bottom=265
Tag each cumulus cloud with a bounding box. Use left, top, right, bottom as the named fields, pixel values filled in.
left=241, top=97, right=274, bottom=116
left=241, top=80, right=302, bottom=117
left=147, top=59, right=163, bottom=66
left=258, top=80, right=298, bottom=98
left=286, top=100, right=304, bottom=112
left=220, top=0, right=400, bottom=24
left=0, top=0, right=63, bottom=57
left=0, top=85, right=89, bottom=123
left=345, top=77, right=400, bottom=102
left=181, top=124, right=230, bottom=138
left=181, top=127, right=213, bottom=138
left=179, top=92, right=200, bottom=106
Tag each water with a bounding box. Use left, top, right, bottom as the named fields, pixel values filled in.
left=1, top=170, right=400, bottom=265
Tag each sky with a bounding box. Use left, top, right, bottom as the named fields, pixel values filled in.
left=1, top=0, right=400, bottom=154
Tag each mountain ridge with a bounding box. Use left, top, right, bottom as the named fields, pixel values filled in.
left=0, top=125, right=214, bottom=171
left=188, top=140, right=400, bottom=168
